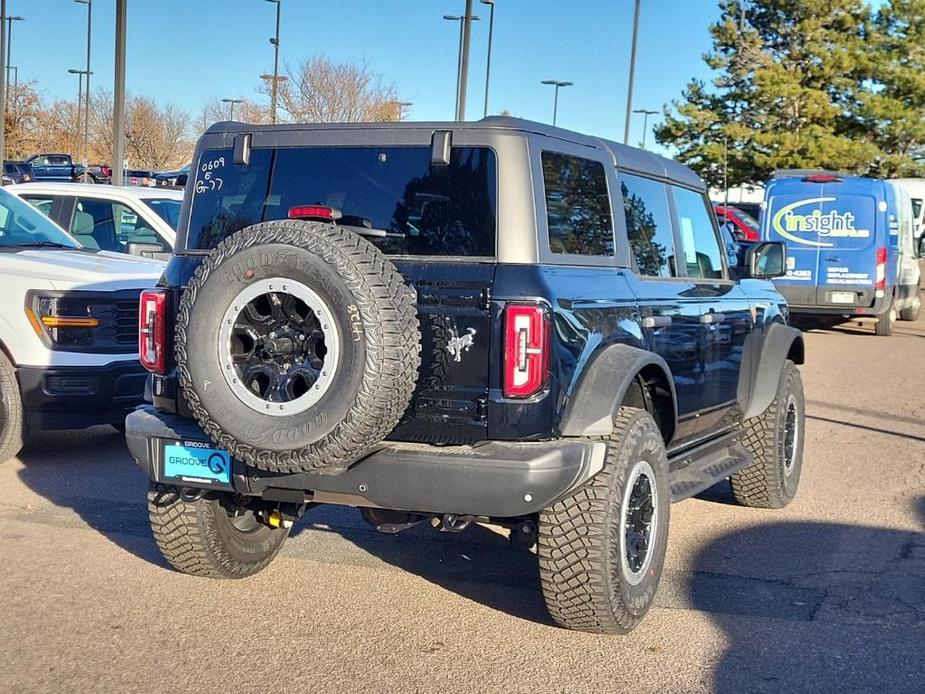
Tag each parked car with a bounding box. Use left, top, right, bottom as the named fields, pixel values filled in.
left=23, top=153, right=106, bottom=184
left=762, top=172, right=921, bottom=335
left=0, top=187, right=164, bottom=464
left=155, top=164, right=190, bottom=188
left=126, top=117, right=805, bottom=635
left=3, top=161, right=34, bottom=185
left=714, top=203, right=760, bottom=241
left=9, top=182, right=182, bottom=258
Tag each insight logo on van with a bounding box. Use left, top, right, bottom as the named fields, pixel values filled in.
left=772, top=197, right=871, bottom=247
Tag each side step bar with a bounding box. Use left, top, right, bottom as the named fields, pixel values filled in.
left=667, top=432, right=753, bottom=502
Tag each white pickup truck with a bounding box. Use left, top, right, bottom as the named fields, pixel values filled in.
left=0, top=187, right=164, bottom=464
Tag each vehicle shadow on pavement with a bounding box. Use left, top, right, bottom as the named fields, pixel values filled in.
left=689, top=497, right=925, bottom=693
left=15, top=428, right=169, bottom=568
left=292, top=507, right=555, bottom=626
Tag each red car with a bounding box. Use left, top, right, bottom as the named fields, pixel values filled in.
left=714, top=204, right=760, bottom=242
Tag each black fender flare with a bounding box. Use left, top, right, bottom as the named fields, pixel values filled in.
left=558, top=343, right=678, bottom=438
left=737, top=321, right=805, bottom=420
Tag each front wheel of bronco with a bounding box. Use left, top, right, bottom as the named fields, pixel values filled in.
left=730, top=359, right=804, bottom=509
left=147, top=483, right=289, bottom=578
left=538, top=407, right=670, bottom=635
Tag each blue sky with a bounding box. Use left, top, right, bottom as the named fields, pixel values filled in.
left=11, top=0, right=721, bottom=150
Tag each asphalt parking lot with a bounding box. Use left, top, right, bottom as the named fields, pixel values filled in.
left=2, top=307, right=924, bottom=694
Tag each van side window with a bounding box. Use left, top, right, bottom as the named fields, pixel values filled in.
left=541, top=151, right=614, bottom=256
left=671, top=186, right=725, bottom=279
left=620, top=173, right=676, bottom=277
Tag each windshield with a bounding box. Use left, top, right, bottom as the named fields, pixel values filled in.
left=146, top=198, right=182, bottom=229
left=185, top=146, right=498, bottom=256
left=0, top=189, right=79, bottom=249
left=731, top=207, right=760, bottom=231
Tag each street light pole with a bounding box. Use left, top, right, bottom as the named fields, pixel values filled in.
left=541, top=80, right=572, bottom=127
left=457, top=0, right=476, bottom=121
left=75, top=1, right=91, bottom=169
left=0, top=0, right=7, bottom=169
left=481, top=0, right=495, bottom=118
left=632, top=108, right=658, bottom=149
left=112, top=0, right=126, bottom=185
left=4, top=15, right=21, bottom=94
left=444, top=14, right=480, bottom=121
left=623, top=0, right=641, bottom=144
left=68, top=68, right=89, bottom=151
left=266, top=0, right=281, bottom=124
left=222, top=98, right=244, bottom=121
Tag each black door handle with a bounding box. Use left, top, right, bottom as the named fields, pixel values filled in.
left=642, top=315, right=673, bottom=329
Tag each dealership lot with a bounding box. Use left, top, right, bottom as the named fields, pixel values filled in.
left=1, top=307, right=924, bottom=694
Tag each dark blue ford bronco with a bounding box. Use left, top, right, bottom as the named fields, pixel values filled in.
left=126, top=117, right=805, bottom=635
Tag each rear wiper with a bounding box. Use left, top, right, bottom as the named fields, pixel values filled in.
left=15, top=241, right=75, bottom=249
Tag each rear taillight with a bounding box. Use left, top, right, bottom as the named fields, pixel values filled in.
left=139, top=289, right=168, bottom=373
left=503, top=304, right=551, bottom=398
left=875, top=247, right=888, bottom=290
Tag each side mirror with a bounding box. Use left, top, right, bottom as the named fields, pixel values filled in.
left=745, top=241, right=786, bottom=279
left=127, top=242, right=166, bottom=258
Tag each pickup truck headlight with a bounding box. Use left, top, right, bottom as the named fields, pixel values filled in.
left=24, top=289, right=142, bottom=354
left=26, top=295, right=101, bottom=347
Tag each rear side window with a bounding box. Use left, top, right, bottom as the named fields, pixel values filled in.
left=185, top=146, right=497, bottom=256
left=542, top=152, right=614, bottom=256
left=620, top=173, right=676, bottom=277
left=671, top=186, right=725, bottom=280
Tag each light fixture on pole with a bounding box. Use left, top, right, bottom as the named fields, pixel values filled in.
left=389, top=100, right=413, bottom=121
left=623, top=0, right=641, bottom=144
left=541, top=80, right=572, bottom=127
left=480, top=0, right=495, bottom=118
left=222, top=98, right=244, bottom=121
left=75, top=0, right=91, bottom=169
left=632, top=108, right=658, bottom=149
left=265, top=0, right=281, bottom=124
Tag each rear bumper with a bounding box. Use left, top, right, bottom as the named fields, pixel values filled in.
left=17, top=361, right=148, bottom=430
left=125, top=405, right=606, bottom=518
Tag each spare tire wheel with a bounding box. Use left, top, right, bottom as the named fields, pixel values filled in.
left=176, top=220, right=421, bottom=474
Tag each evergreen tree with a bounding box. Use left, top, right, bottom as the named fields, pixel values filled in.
left=863, top=0, right=925, bottom=176
left=656, top=0, right=880, bottom=186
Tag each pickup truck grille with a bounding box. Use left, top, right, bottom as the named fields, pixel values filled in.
left=112, top=300, right=139, bottom=344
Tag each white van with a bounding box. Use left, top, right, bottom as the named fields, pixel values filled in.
left=892, top=178, right=925, bottom=249
left=0, top=187, right=164, bottom=463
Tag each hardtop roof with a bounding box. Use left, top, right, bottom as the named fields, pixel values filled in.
left=203, top=116, right=705, bottom=191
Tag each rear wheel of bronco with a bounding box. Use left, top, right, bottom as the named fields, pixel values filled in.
left=176, top=220, right=421, bottom=474
left=147, top=483, right=289, bottom=578
left=0, top=351, right=24, bottom=465
left=730, top=360, right=804, bottom=509
left=538, top=407, right=670, bottom=634
left=875, top=303, right=896, bottom=336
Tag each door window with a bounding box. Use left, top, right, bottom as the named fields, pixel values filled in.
left=620, top=173, right=676, bottom=277
left=20, top=196, right=55, bottom=217
left=541, top=151, right=614, bottom=256
left=69, top=198, right=122, bottom=252
left=671, top=186, right=725, bottom=279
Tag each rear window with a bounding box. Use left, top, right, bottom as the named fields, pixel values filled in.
left=185, top=146, right=497, bottom=256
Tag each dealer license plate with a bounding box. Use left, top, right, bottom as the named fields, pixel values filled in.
left=161, top=440, right=232, bottom=487
left=829, top=292, right=856, bottom=304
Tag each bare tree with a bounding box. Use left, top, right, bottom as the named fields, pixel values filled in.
left=90, top=90, right=191, bottom=169
left=4, top=81, right=49, bottom=158
left=273, top=56, right=402, bottom=123
left=197, top=97, right=269, bottom=135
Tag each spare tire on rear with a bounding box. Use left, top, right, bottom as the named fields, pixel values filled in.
left=176, top=220, right=421, bottom=474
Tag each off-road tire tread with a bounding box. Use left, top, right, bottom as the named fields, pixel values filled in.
left=537, top=407, right=668, bottom=634
left=730, top=360, right=803, bottom=508
left=175, top=221, right=421, bottom=473
left=0, top=350, right=24, bottom=465
left=147, top=483, right=287, bottom=578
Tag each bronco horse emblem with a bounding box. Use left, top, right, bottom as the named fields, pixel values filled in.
left=447, top=327, right=477, bottom=362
